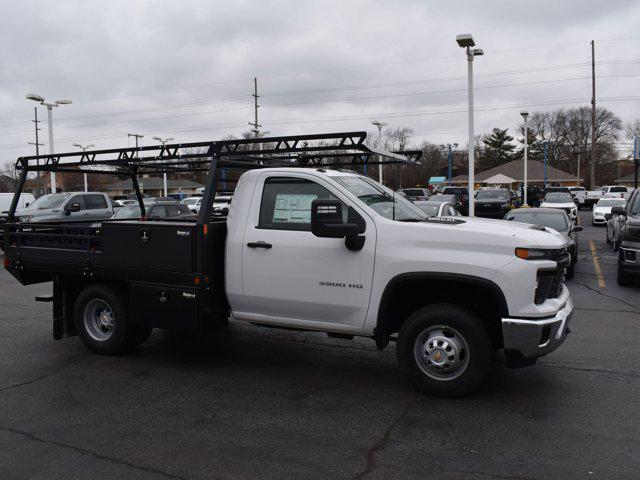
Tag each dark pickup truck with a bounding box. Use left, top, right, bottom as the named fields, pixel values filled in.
left=613, top=188, right=640, bottom=285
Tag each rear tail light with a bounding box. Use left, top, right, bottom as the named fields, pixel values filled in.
left=3, top=257, right=10, bottom=269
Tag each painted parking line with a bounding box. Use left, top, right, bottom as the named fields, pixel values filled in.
left=589, top=240, right=606, bottom=288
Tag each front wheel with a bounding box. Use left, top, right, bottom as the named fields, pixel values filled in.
left=396, top=304, right=492, bottom=398
left=617, top=264, right=632, bottom=286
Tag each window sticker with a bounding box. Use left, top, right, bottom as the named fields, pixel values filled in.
left=273, top=194, right=318, bottom=223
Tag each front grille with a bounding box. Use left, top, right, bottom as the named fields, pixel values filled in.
left=534, top=250, right=570, bottom=304
left=626, top=226, right=640, bottom=242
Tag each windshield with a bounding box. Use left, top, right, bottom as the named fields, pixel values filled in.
left=596, top=199, right=626, bottom=207
left=505, top=211, right=570, bottom=232
left=443, top=187, right=467, bottom=196
left=402, top=189, right=425, bottom=196
left=414, top=202, right=440, bottom=217
left=476, top=189, right=508, bottom=200
left=630, top=195, right=640, bottom=215
left=182, top=198, right=198, bottom=205
left=112, top=205, right=141, bottom=219
left=27, top=193, right=70, bottom=210
left=544, top=193, right=573, bottom=203
left=330, top=175, right=427, bottom=221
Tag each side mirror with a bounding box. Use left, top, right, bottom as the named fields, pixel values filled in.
left=611, top=206, right=626, bottom=216
left=311, top=199, right=359, bottom=238
left=65, top=202, right=81, bottom=214
left=571, top=225, right=584, bottom=233
left=25, top=203, right=30, bottom=207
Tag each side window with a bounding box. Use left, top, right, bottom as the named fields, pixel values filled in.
left=84, top=195, right=108, bottom=210
left=258, top=177, right=342, bottom=231
left=166, top=205, right=181, bottom=217
left=67, top=195, right=86, bottom=211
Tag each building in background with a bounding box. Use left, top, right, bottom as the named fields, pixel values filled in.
left=450, top=158, right=581, bottom=189
left=102, top=176, right=204, bottom=197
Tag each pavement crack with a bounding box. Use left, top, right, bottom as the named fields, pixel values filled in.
left=352, top=400, right=415, bottom=480
left=572, top=280, right=640, bottom=312
left=0, top=426, right=191, bottom=480
left=450, top=470, right=542, bottom=480
left=538, top=362, right=640, bottom=382
left=0, top=355, right=86, bottom=393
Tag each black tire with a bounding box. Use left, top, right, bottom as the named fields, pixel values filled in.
left=396, top=303, right=492, bottom=398
left=74, top=284, right=138, bottom=355
left=565, top=259, right=576, bottom=279
left=617, top=264, right=632, bottom=286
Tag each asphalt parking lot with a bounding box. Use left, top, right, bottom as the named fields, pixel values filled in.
left=1, top=209, right=639, bottom=480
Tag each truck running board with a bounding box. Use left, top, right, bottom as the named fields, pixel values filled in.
left=35, top=295, right=54, bottom=303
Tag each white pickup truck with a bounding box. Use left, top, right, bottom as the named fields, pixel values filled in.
left=3, top=135, right=575, bottom=398
left=585, top=185, right=631, bottom=208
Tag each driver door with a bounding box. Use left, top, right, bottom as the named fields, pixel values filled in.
left=240, top=173, right=376, bottom=328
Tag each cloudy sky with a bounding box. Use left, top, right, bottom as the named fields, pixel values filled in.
left=1, top=0, right=639, bottom=167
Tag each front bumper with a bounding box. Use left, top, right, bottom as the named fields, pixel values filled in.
left=592, top=214, right=606, bottom=224
left=619, top=246, right=640, bottom=276
left=501, top=296, right=573, bottom=359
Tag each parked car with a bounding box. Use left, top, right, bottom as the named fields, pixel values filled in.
left=401, top=188, right=430, bottom=201
left=504, top=207, right=582, bottom=279
left=569, top=186, right=587, bottom=209
left=474, top=188, right=514, bottom=219
left=612, top=189, right=640, bottom=285
left=14, top=192, right=113, bottom=223
left=113, top=199, right=137, bottom=208
left=413, top=200, right=460, bottom=218
left=0, top=192, right=35, bottom=222
left=441, top=186, right=469, bottom=214
left=606, top=209, right=625, bottom=251
left=181, top=196, right=201, bottom=212
left=602, top=185, right=631, bottom=200
left=211, top=195, right=233, bottom=216
left=592, top=197, right=626, bottom=226
left=111, top=202, right=196, bottom=220
left=429, top=194, right=464, bottom=214
left=539, top=192, right=578, bottom=222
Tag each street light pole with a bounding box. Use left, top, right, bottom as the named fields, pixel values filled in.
left=457, top=34, right=483, bottom=216
left=371, top=121, right=387, bottom=185
left=73, top=143, right=95, bottom=192
left=27, top=107, right=44, bottom=196
left=152, top=136, right=174, bottom=196
left=521, top=111, right=529, bottom=205
left=26, top=94, right=72, bottom=194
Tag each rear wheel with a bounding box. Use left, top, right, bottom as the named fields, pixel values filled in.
left=396, top=304, right=492, bottom=398
left=74, top=284, right=138, bottom=355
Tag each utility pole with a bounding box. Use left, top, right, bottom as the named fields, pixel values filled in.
left=371, top=120, right=387, bottom=184
left=248, top=77, right=261, bottom=137
left=26, top=94, right=72, bottom=193
left=72, top=143, right=95, bottom=192
left=590, top=40, right=597, bottom=189
left=634, top=135, right=638, bottom=191
left=543, top=140, right=548, bottom=190
left=127, top=132, right=144, bottom=152
left=27, top=107, right=44, bottom=196
left=521, top=111, right=529, bottom=205
left=152, top=136, right=174, bottom=196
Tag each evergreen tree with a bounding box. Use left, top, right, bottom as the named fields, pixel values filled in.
left=479, top=128, right=515, bottom=169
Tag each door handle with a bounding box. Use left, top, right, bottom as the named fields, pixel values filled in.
left=247, top=241, right=272, bottom=249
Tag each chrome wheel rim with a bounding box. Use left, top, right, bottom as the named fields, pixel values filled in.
left=413, top=326, right=469, bottom=381
left=83, top=299, right=115, bottom=342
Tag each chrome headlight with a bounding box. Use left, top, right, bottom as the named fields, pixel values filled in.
left=18, top=215, right=33, bottom=222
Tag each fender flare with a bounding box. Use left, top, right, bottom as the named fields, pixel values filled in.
left=374, top=272, right=509, bottom=349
